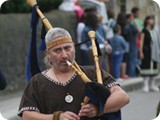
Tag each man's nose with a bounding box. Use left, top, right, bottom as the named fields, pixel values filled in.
left=61, top=50, right=68, bottom=58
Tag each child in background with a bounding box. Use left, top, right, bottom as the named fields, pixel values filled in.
left=109, top=24, right=128, bottom=81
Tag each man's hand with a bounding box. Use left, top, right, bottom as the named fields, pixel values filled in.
left=78, top=103, right=98, bottom=118
left=59, top=111, right=80, bottom=120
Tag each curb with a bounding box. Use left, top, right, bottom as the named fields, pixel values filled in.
left=120, top=75, right=160, bottom=92
left=120, top=77, right=144, bottom=92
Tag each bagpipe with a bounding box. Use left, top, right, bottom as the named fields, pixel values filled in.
left=27, top=0, right=121, bottom=119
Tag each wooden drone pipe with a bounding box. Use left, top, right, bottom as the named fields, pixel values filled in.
left=66, top=61, right=90, bottom=104
left=27, top=0, right=53, bottom=30
left=66, top=61, right=91, bottom=84
left=88, top=31, right=103, bottom=84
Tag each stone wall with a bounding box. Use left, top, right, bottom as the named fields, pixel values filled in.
left=0, top=10, right=78, bottom=92
left=107, top=0, right=160, bottom=23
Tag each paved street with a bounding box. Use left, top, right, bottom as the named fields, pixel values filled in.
left=122, top=90, right=160, bottom=120
left=0, top=92, right=22, bottom=120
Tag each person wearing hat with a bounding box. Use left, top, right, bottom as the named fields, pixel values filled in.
left=18, top=27, right=129, bottom=120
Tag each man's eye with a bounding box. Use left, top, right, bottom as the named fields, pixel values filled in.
left=65, top=46, right=71, bottom=51
left=54, top=49, right=61, bottom=53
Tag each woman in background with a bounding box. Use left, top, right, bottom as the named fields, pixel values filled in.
left=139, top=15, right=160, bottom=92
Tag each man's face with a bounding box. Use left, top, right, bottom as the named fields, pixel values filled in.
left=135, top=11, right=140, bottom=17
left=47, top=42, right=75, bottom=72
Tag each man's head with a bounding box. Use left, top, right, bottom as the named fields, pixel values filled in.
left=131, top=7, right=140, bottom=18
left=45, top=27, right=73, bottom=50
left=45, top=27, right=75, bottom=72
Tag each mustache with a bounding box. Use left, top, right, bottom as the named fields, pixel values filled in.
left=63, top=55, right=75, bottom=64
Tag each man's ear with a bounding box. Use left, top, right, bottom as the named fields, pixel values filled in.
left=46, top=49, right=49, bottom=54
left=46, top=49, right=51, bottom=59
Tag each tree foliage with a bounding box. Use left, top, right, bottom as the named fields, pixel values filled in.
left=0, top=0, right=63, bottom=13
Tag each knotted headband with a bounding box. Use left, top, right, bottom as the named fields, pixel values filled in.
left=46, top=37, right=73, bottom=50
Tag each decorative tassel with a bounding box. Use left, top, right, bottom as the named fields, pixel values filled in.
left=39, top=23, right=46, bottom=51
left=26, top=4, right=41, bottom=81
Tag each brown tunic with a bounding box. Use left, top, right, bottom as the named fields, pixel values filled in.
left=18, top=66, right=119, bottom=119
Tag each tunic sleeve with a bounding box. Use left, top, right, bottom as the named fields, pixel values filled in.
left=101, top=69, right=120, bottom=89
left=18, top=75, right=41, bottom=117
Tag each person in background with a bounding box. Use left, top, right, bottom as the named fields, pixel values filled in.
left=117, top=12, right=129, bottom=79
left=59, top=0, right=83, bottom=20
left=107, top=10, right=116, bottom=29
left=76, top=13, right=86, bottom=65
left=81, top=10, right=111, bottom=72
left=124, top=13, right=138, bottom=77
left=131, top=7, right=143, bottom=56
left=131, top=7, right=144, bottom=76
left=105, top=10, right=116, bottom=40
left=0, top=69, right=7, bottom=90
left=109, top=24, right=128, bottom=81
left=151, top=15, right=160, bottom=72
left=81, top=10, right=105, bottom=65
left=76, top=7, right=97, bottom=66
left=139, top=15, right=160, bottom=92
left=81, top=0, right=109, bottom=25
left=131, top=7, right=143, bottom=35
left=131, top=7, right=143, bottom=32
left=18, top=27, right=129, bottom=120
left=96, top=13, right=112, bottom=72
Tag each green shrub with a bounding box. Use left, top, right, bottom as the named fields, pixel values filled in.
left=0, top=0, right=63, bottom=13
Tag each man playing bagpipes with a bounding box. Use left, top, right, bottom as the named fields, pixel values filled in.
left=18, top=27, right=129, bottom=120
left=18, top=0, right=129, bottom=120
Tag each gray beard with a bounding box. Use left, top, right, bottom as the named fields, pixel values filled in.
left=53, top=54, right=76, bottom=72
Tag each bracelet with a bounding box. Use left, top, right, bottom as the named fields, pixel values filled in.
left=52, top=111, right=62, bottom=120
left=96, top=107, right=102, bottom=116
